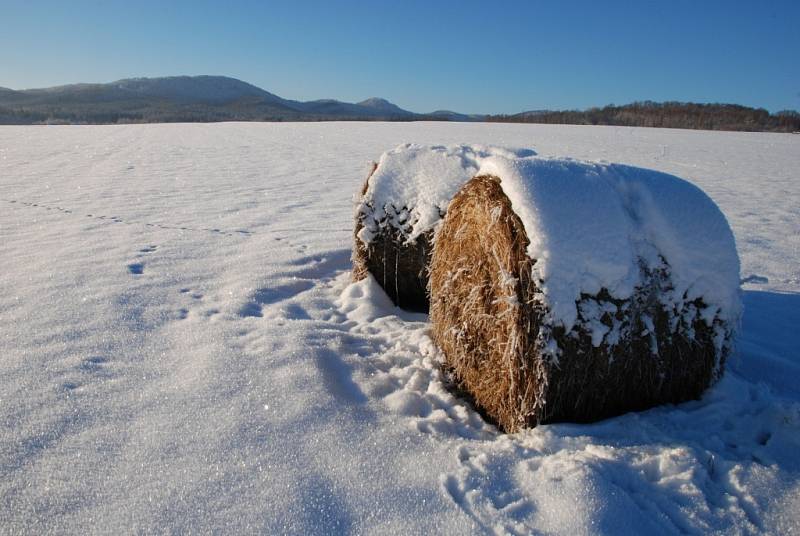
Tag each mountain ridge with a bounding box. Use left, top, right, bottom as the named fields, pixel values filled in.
left=0, top=75, right=446, bottom=124
left=2, top=76, right=797, bottom=131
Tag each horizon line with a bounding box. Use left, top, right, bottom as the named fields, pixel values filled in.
left=1, top=74, right=796, bottom=116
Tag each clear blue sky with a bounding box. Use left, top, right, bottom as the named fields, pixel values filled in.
left=2, top=0, right=798, bottom=113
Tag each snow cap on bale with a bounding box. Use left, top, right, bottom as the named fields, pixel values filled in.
left=356, top=144, right=536, bottom=245
left=352, top=144, right=535, bottom=311
left=478, top=155, right=742, bottom=341
left=430, top=153, right=742, bottom=432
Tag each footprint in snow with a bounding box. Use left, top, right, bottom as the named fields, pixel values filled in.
left=238, top=280, right=315, bottom=318
left=127, top=244, right=159, bottom=276
left=176, top=288, right=220, bottom=320
left=80, top=355, right=109, bottom=369
left=61, top=355, right=114, bottom=393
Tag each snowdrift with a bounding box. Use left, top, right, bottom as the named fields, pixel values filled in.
left=429, top=154, right=742, bottom=432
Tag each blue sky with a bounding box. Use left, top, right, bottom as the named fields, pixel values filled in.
left=1, top=0, right=798, bottom=113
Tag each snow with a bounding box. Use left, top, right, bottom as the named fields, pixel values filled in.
left=1, top=122, right=799, bottom=534
left=478, top=155, right=740, bottom=357
left=356, top=144, right=535, bottom=244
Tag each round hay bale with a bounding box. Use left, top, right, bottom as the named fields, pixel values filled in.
left=352, top=144, right=535, bottom=312
left=430, top=162, right=740, bottom=432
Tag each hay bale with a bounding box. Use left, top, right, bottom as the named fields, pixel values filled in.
left=430, top=157, right=741, bottom=432
left=352, top=144, right=535, bottom=311
left=352, top=178, right=433, bottom=312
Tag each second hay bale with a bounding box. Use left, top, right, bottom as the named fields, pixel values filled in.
left=352, top=172, right=433, bottom=312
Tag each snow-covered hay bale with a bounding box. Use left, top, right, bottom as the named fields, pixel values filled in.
left=353, top=144, right=534, bottom=311
left=429, top=157, right=741, bottom=432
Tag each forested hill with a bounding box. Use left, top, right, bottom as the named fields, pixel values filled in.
left=486, top=102, right=800, bottom=132
left=0, top=76, right=459, bottom=125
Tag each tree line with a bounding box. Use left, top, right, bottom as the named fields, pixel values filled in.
left=486, top=101, right=800, bottom=132
left=0, top=103, right=445, bottom=125
left=3, top=99, right=799, bottom=132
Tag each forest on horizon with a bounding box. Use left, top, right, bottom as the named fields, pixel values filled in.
left=1, top=98, right=798, bottom=132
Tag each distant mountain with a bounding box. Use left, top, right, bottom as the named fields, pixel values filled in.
left=0, top=87, right=24, bottom=101
left=108, top=76, right=287, bottom=104
left=295, top=98, right=414, bottom=118
left=0, top=75, right=446, bottom=124
left=357, top=97, right=412, bottom=116
left=1, top=76, right=302, bottom=119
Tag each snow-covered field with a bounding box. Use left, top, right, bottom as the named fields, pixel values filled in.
left=1, top=122, right=798, bottom=535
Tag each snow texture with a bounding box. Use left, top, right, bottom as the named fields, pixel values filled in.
left=356, top=144, right=535, bottom=244
left=479, top=155, right=741, bottom=358
left=1, top=123, right=798, bottom=535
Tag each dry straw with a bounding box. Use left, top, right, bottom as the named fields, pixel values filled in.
left=429, top=175, right=722, bottom=432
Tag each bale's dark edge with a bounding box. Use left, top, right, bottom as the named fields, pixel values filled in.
left=353, top=224, right=432, bottom=312
left=352, top=164, right=432, bottom=312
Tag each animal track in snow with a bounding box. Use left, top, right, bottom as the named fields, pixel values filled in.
left=60, top=355, right=115, bottom=393
left=238, top=280, right=316, bottom=318
left=2, top=198, right=253, bottom=237
left=80, top=355, right=109, bottom=369
left=281, top=249, right=352, bottom=280
left=440, top=444, right=536, bottom=536
left=329, top=274, right=497, bottom=442
left=127, top=243, right=159, bottom=276
left=174, top=287, right=219, bottom=321
left=170, top=287, right=220, bottom=320
left=331, top=272, right=798, bottom=535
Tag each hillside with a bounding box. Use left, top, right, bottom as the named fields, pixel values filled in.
left=0, top=75, right=424, bottom=124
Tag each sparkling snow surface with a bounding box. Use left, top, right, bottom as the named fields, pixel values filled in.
left=1, top=123, right=798, bottom=535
